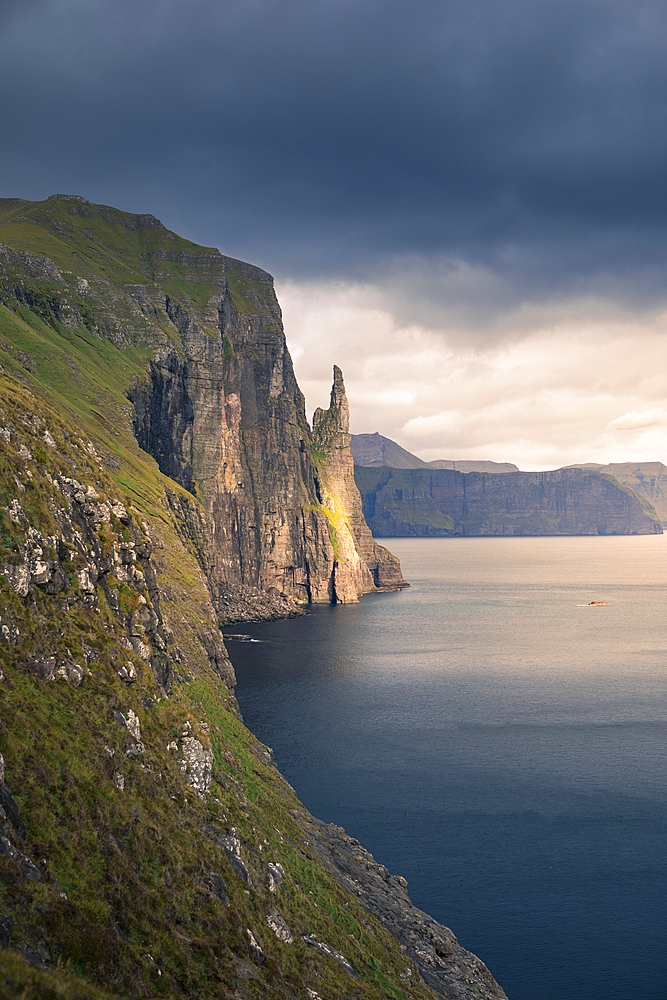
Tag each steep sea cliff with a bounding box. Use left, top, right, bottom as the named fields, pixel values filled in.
left=355, top=465, right=662, bottom=537
left=0, top=195, right=506, bottom=1000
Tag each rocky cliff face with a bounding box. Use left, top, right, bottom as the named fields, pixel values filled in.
left=0, top=196, right=508, bottom=1000
left=129, top=256, right=339, bottom=609
left=563, top=461, right=667, bottom=525
left=356, top=465, right=662, bottom=536
left=312, top=369, right=406, bottom=601
left=0, top=194, right=405, bottom=612
left=0, top=377, right=506, bottom=1000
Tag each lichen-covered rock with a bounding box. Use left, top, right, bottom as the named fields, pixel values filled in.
left=56, top=659, right=83, bottom=686
left=0, top=447, right=237, bottom=699
left=247, top=928, right=265, bottom=963
left=124, top=710, right=142, bottom=743
left=302, top=934, right=356, bottom=976
left=267, top=907, right=293, bottom=944
left=180, top=736, right=213, bottom=793
left=204, top=870, right=228, bottom=905
left=267, top=861, right=284, bottom=893
left=0, top=835, right=41, bottom=881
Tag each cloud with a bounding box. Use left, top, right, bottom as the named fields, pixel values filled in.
left=2, top=0, right=667, bottom=323
left=606, top=408, right=667, bottom=431
left=279, top=277, right=667, bottom=470
left=3, top=0, right=667, bottom=467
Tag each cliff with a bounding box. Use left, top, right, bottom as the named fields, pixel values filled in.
left=0, top=194, right=405, bottom=613
left=355, top=465, right=663, bottom=536
left=563, top=461, right=667, bottom=525
left=0, top=196, right=505, bottom=1000
left=426, top=459, right=519, bottom=473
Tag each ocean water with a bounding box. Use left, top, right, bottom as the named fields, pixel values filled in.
left=224, top=535, right=667, bottom=1000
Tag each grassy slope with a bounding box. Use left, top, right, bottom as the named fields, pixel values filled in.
left=0, top=204, right=433, bottom=998
left=0, top=195, right=219, bottom=301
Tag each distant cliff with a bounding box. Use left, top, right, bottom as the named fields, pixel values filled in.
left=351, top=431, right=429, bottom=468
left=563, top=461, right=667, bottom=526
left=355, top=465, right=662, bottom=536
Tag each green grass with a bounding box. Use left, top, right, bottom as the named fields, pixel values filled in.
left=0, top=336, right=432, bottom=1000
left=0, top=195, right=219, bottom=303
left=0, top=195, right=438, bottom=1000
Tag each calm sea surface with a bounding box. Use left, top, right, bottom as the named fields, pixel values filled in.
left=224, top=535, right=667, bottom=1000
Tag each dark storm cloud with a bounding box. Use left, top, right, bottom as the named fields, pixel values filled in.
left=2, top=0, right=667, bottom=317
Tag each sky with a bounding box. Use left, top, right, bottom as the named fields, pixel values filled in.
left=2, top=0, right=667, bottom=469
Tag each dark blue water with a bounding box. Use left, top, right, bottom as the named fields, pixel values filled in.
left=225, top=535, right=667, bottom=1000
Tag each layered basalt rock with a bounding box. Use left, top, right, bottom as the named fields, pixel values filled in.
left=356, top=465, right=662, bottom=536
left=313, top=367, right=406, bottom=599
left=0, top=195, right=405, bottom=610
left=129, top=276, right=407, bottom=607
left=130, top=274, right=339, bottom=607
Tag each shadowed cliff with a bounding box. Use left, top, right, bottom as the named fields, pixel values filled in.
left=355, top=466, right=662, bottom=536
left=562, top=461, right=667, bottom=525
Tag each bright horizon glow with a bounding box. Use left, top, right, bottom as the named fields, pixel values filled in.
left=278, top=278, right=667, bottom=472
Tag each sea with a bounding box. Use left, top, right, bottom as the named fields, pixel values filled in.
left=223, top=535, right=667, bottom=1000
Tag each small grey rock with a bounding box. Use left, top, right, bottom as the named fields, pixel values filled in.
left=266, top=907, right=293, bottom=944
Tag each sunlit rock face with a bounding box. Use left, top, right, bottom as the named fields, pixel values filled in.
left=312, top=367, right=407, bottom=599
left=0, top=195, right=405, bottom=617
left=128, top=259, right=406, bottom=608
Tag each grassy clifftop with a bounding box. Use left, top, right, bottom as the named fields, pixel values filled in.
left=0, top=194, right=220, bottom=302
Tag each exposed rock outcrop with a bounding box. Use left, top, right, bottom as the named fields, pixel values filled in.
left=0, top=195, right=406, bottom=612
left=313, top=368, right=406, bottom=598
left=306, top=817, right=509, bottom=1000
left=356, top=465, right=662, bottom=536
left=125, top=274, right=407, bottom=607
left=129, top=268, right=340, bottom=607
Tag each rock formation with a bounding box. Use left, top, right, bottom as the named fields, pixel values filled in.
left=356, top=465, right=662, bottom=536
left=0, top=194, right=405, bottom=613
left=312, top=369, right=406, bottom=601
